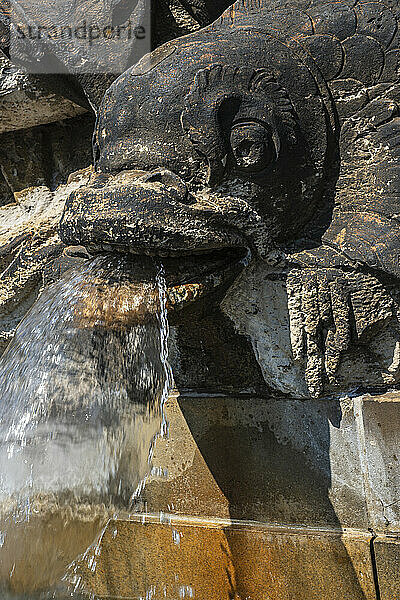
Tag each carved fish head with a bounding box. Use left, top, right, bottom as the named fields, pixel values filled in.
left=60, top=31, right=335, bottom=309
left=56, top=0, right=400, bottom=396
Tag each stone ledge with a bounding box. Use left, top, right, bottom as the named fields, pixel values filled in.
left=73, top=515, right=376, bottom=600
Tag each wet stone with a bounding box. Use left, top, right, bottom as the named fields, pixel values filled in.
left=74, top=516, right=376, bottom=600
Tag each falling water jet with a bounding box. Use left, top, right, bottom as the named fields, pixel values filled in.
left=0, top=254, right=171, bottom=598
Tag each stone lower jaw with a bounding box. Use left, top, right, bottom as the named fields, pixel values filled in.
left=165, top=250, right=250, bottom=312
left=69, top=245, right=250, bottom=328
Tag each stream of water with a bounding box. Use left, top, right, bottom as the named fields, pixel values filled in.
left=0, top=254, right=171, bottom=598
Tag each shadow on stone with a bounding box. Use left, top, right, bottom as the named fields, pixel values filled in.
left=178, top=396, right=374, bottom=599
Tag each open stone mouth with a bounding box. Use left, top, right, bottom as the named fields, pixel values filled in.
left=161, top=247, right=250, bottom=284
left=66, top=247, right=250, bottom=330
left=86, top=245, right=249, bottom=281
left=82, top=245, right=250, bottom=312
left=152, top=247, right=250, bottom=310
left=61, top=168, right=252, bottom=313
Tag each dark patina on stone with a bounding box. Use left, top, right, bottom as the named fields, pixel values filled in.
left=59, top=0, right=400, bottom=397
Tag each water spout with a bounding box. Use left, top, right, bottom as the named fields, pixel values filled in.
left=0, top=254, right=171, bottom=596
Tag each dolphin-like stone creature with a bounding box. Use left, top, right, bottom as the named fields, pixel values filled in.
left=60, top=0, right=400, bottom=396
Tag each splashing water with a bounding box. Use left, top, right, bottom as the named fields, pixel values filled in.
left=0, top=255, right=172, bottom=598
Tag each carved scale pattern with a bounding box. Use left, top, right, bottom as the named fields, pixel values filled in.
left=220, top=0, right=400, bottom=278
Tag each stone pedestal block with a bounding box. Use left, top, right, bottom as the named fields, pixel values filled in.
left=141, top=395, right=368, bottom=530
left=362, top=395, right=400, bottom=533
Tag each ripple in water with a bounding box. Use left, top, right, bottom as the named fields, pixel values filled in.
left=0, top=255, right=171, bottom=598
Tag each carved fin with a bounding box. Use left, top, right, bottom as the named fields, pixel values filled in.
left=323, top=98, right=400, bottom=279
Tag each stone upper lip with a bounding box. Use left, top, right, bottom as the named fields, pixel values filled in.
left=59, top=168, right=249, bottom=259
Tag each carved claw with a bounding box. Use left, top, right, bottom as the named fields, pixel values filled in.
left=286, top=266, right=394, bottom=397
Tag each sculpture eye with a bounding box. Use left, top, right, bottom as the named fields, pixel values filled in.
left=230, top=122, right=277, bottom=173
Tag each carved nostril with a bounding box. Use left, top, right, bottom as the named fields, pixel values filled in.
left=140, top=168, right=189, bottom=203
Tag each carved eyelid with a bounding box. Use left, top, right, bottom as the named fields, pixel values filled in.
left=181, top=64, right=291, bottom=181
left=231, top=118, right=274, bottom=130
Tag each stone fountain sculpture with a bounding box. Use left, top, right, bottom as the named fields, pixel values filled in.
left=1, top=0, right=400, bottom=597
left=59, top=0, right=400, bottom=399
left=3, top=0, right=399, bottom=399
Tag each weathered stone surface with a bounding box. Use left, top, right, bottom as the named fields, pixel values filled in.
left=0, top=0, right=236, bottom=352
left=362, top=395, right=400, bottom=532
left=0, top=108, right=94, bottom=353
left=0, top=168, right=92, bottom=351
left=2, top=0, right=400, bottom=399
left=73, top=516, right=376, bottom=600
left=0, top=55, right=87, bottom=133
left=139, top=395, right=368, bottom=529
left=222, top=262, right=400, bottom=398
left=374, top=535, right=400, bottom=600
left=0, top=1, right=230, bottom=107
left=0, top=170, right=12, bottom=206
left=0, top=113, right=95, bottom=192
left=80, top=392, right=400, bottom=598
left=152, top=0, right=203, bottom=47
left=1, top=0, right=400, bottom=595
left=58, top=0, right=400, bottom=399
left=2, top=391, right=399, bottom=598
left=168, top=309, right=267, bottom=395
